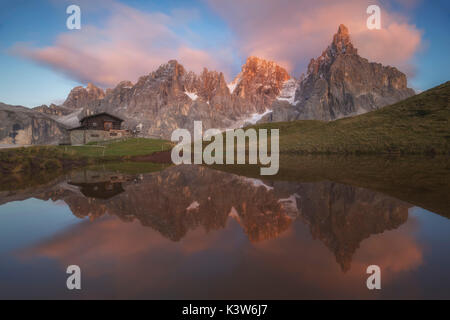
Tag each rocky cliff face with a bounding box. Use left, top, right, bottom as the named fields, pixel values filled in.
left=231, top=56, right=291, bottom=114
left=81, top=58, right=289, bottom=138
left=54, top=24, right=416, bottom=137
left=33, top=104, right=73, bottom=116
left=266, top=24, right=415, bottom=122
left=63, top=83, right=105, bottom=109
left=0, top=103, right=69, bottom=145
left=83, top=61, right=229, bottom=138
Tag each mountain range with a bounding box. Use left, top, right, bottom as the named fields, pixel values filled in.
left=0, top=24, right=415, bottom=144
left=266, top=24, right=415, bottom=122
left=0, top=164, right=410, bottom=271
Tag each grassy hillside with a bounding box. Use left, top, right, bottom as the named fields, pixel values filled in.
left=0, top=138, right=172, bottom=173
left=253, top=81, right=450, bottom=155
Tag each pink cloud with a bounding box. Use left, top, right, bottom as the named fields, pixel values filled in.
left=22, top=210, right=423, bottom=299
left=206, top=0, right=422, bottom=77
left=12, top=0, right=422, bottom=87
left=12, top=1, right=233, bottom=87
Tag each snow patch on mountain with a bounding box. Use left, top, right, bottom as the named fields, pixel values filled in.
left=246, top=109, right=273, bottom=124
left=185, top=91, right=198, bottom=101
left=276, top=79, right=299, bottom=105
left=225, top=109, right=273, bottom=131
left=227, top=73, right=241, bottom=94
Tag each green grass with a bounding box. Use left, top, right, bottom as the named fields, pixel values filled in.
left=0, top=138, right=172, bottom=173
left=250, top=81, right=450, bottom=155
left=60, top=138, right=172, bottom=158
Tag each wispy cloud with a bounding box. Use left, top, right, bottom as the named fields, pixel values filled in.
left=11, top=0, right=423, bottom=87
left=11, top=1, right=233, bottom=87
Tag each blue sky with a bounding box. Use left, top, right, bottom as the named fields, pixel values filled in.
left=0, top=0, right=448, bottom=107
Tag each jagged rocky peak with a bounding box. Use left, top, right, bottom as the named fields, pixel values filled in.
left=184, top=68, right=229, bottom=101
left=79, top=59, right=231, bottom=139
left=115, top=80, right=134, bottom=89
left=267, top=24, right=415, bottom=123
left=131, top=59, right=187, bottom=97
left=32, top=103, right=73, bottom=116
left=307, top=24, right=358, bottom=75
left=153, top=59, right=186, bottom=81
left=63, top=82, right=105, bottom=109
left=86, top=82, right=104, bottom=95
left=233, top=56, right=290, bottom=98
left=276, top=78, right=300, bottom=105
left=230, top=56, right=291, bottom=114
left=331, top=24, right=357, bottom=56
left=64, top=57, right=295, bottom=138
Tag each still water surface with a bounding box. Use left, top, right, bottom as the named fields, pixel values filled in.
left=0, top=158, right=449, bottom=299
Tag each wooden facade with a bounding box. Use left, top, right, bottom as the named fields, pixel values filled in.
left=68, top=113, right=130, bottom=145
left=78, top=113, right=124, bottom=131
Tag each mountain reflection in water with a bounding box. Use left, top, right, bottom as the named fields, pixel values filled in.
left=0, top=161, right=449, bottom=299
left=3, top=165, right=410, bottom=269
